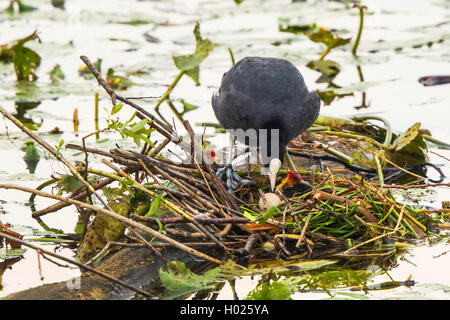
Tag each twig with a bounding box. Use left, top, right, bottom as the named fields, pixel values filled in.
left=342, top=204, right=406, bottom=255
left=101, top=159, right=229, bottom=252
left=295, top=213, right=312, bottom=248
left=312, top=190, right=378, bottom=223
left=129, top=228, right=168, bottom=263
left=0, top=183, right=223, bottom=265
left=132, top=215, right=249, bottom=225
left=0, top=104, right=113, bottom=212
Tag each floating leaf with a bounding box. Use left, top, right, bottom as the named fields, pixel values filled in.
left=389, top=123, right=428, bottom=166
left=280, top=23, right=351, bottom=51
left=317, top=89, right=353, bottom=105
left=4, top=0, right=37, bottom=13
left=307, top=59, right=341, bottom=83
left=79, top=58, right=101, bottom=79
left=392, top=123, right=421, bottom=151
left=246, top=281, right=291, bottom=300
left=22, top=140, right=40, bottom=173
left=51, top=0, right=65, bottom=9
left=0, top=248, right=25, bottom=261
left=172, top=22, right=215, bottom=85
left=48, top=64, right=65, bottom=83
left=106, top=68, right=135, bottom=91
left=57, top=175, right=84, bottom=193
left=159, top=261, right=222, bottom=298
left=22, top=140, right=40, bottom=161
left=248, top=259, right=338, bottom=275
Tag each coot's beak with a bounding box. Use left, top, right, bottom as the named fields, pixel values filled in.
left=268, top=158, right=281, bottom=191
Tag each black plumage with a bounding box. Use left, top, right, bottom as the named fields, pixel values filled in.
left=212, top=56, right=320, bottom=165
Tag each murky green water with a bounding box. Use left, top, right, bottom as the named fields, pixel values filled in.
left=0, top=0, right=449, bottom=299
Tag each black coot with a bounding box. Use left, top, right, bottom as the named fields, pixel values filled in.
left=212, top=57, right=320, bottom=192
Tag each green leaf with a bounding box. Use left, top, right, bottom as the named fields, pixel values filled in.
left=248, top=259, right=338, bottom=275
left=0, top=248, right=26, bottom=261
left=128, top=119, right=149, bottom=133
left=5, top=0, right=37, bottom=13
left=172, top=22, right=215, bottom=85
left=280, top=23, right=351, bottom=51
left=8, top=31, right=41, bottom=81
left=392, top=123, right=421, bottom=151
left=51, top=0, right=65, bottom=9
left=262, top=206, right=279, bottom=223
left=317, top=88, right=354, bottom=105
left=180, top=100, right=199, bottom=116
left=111, top=103, right=123, bottom=115
left=23, top=140, right=40, bottom=161
left=246, top=281, right=291, bottom=300
left=48, top=64, right=65, bottom=83
left=145, top=194, right=162, bottom=217
left=159, top=261, right=222, bottom=298
left=79, top=58, right=101, bottom=79
left=389, top=123, right=428, bottom=166
left=307, top=59, right=341, bottom=83
left=106, top=68, right=135, bottom=90
left=57, top=175, right=84, bottom=193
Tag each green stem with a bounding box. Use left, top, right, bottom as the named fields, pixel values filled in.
left=154, top=70, right=185, bottom=124
left=352, top=115, right=393, bottom=147
left=374, top=153, right=384, bottom=189
left=422, top=134, right=450, bottom=149
left=318, top=46, right=331, bottom=61
left=228, top=47, right=236, bottom=66
left=94, top=92, right=99, bottom=140
left=352, top=5, right=365, bottom=56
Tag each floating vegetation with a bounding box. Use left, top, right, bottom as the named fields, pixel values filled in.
left=0, top=30, right=41, bottom=81
left=48, top=64, right=65, bottom=83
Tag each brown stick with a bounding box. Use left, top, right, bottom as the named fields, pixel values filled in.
left=0, top=183, right=222, bottom=265
left=79, top=55, right=189, bottom=150
left=132, top=215, right=249, bottom=225
left=312, top=190, right=379, bottom=223
left=295, top=213, right=312, bottom=248
left=101, top=160, right=229, bottom=252
left=0, top=105, right=113, bottom=212
left=32, top=166, right=138, bottom=218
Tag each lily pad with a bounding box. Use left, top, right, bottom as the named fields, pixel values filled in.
left=307, top=59, right=341, bottom=83
left=48, top=64, right=65, bottom=83
left=106, top=68, right=135, bottom=91
left=280, top=23, right=351, bottom=51
left=389, top=123, right=428, bottom=166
